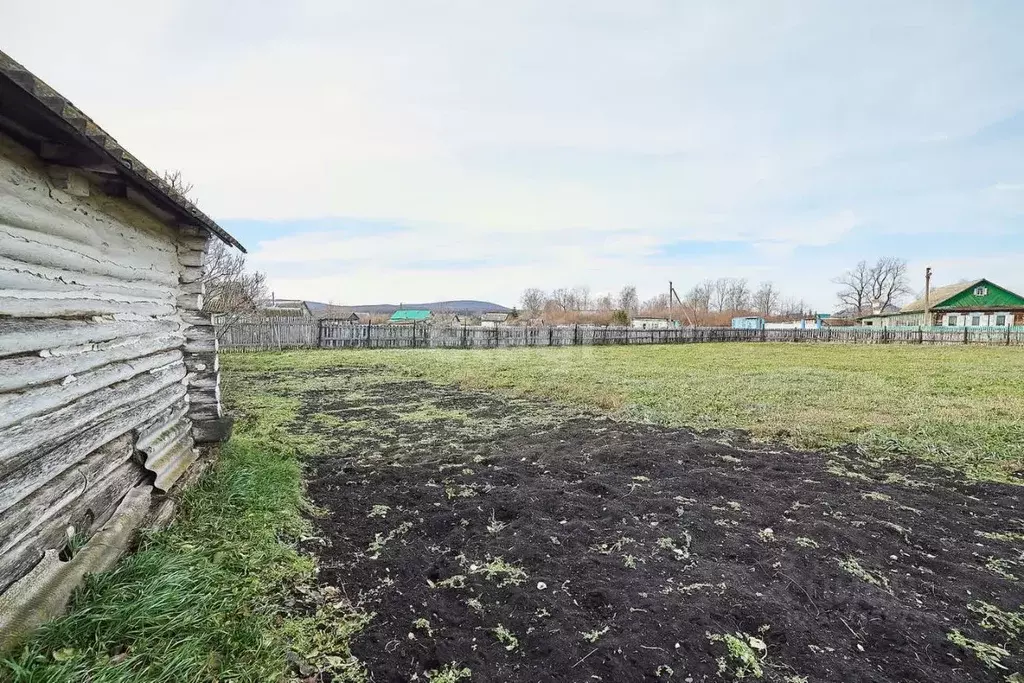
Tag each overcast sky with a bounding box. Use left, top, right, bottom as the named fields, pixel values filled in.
left=3, top=1, right=1022, bottom=309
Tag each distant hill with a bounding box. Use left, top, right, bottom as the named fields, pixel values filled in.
left=305, top=300, right=511, bottom=315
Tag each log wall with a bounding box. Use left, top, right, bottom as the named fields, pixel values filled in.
left=0, top=131, right=222, bottom=598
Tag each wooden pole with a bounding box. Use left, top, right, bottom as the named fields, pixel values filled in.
left=923, top=266, right=932, bottom=327
left=668, top=280, right=673, bottom=327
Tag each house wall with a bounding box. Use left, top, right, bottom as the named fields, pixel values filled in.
left=938, top=310, right=1020, bottom=327
left=861, top=312, right=926, bottom=327
left=0, top=132, right=220, bottom=600
left=631, top=318, right=671, bottom=330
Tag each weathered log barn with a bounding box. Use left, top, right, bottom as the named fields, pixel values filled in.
left=0, top=50, right=242, bottom=640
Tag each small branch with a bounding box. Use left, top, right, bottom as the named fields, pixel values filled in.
left=572, top=648, right=599, bottom=668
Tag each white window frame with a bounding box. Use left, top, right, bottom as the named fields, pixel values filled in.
left=974, top=286, right=988, bottom=297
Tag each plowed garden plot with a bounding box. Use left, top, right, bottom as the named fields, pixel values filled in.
left=237, top=368, right=1023, bottom=683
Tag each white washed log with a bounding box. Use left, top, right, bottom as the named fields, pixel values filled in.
left=184, top=353, right=218, bottom=373
left=0, top=290, right=175, bottom=318
left=176, top=293, right=203, bottom=310
left=184, top=337, right=217, bottom=353
left=184, top=326, right=216, bottom=343
left=179, top=280, right=206, bottom=296
left=1, top=150, right=177, bottom=253
left=176, top=250, right=205, bottom=267
left=187, top=385, right=221, bottom=406
left=0, top=383, right=186, bottom=515
left=185, top=372, right=219, bottom=391
left=0, top=333, right=184, bottom=393
left=0, top=461, right=148, bottom=596
left=175, top=224, right=207, bottom=238
left=177, top=235, right=210, bottom=252
left=188, top=403, right=222, bottom=421
left=0, top=318, right=180, bottom=357
left=0, top=361, right=186, bottom=474
left=0, top=225, right=178, bottom=288
left=0, top=435, right=133, bottom=557
left=180, top=311, right=214, bottom=327
left=0, top=255, right=174, bottom=300
left=0, top=349, right=182, bottom=430
left=179, top=266, right=203, bottom=283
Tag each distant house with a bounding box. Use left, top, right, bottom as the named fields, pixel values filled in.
left=261, top=298, right=314, bottom=317
left=631, top=317, right=677, bottom=330
left=859, top=279, right=1024, bottom=328
left=324, top=311, right=362, bottom=323
left=480, top=312, right=510, bottom=328
left=435, top=313, right=468, bottom=325
left=732, top=316, right=765, bottom=330
left=764, top=319, right=818, bottom=330
left=389, top=309, right=432, bottom=324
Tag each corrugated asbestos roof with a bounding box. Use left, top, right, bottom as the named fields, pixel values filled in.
left=0, top=49, right=245, bottom=252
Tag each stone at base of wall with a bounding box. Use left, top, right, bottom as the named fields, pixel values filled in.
left=192, top=416, right=234, bottom=444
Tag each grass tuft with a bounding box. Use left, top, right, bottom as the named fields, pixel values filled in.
left=1, top=435, right=312, bottom=682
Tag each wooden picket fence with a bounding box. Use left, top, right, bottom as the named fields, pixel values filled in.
left=217, top=318, right=1024, bottom=351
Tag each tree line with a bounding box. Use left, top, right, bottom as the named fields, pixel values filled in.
left=519, top=280, right=816, bottom=325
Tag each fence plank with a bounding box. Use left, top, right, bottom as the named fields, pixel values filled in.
left=216, top=319, right=1024, bottom=351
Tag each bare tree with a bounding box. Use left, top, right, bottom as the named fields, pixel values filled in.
left=594, top=293, right=615, bottom=311
left=835, top=257, right=912, bottom=315
left=778, top=297, right=810, bottom=318
left=162, top=169, right=196, bottom=205
left=711, top=278, right=732, bottom=312
left=834, top=260, right=871, bottom=316
left=726, top=278, right=751, bottom=312
left=618, top=285, right=639, bottom=315
left=685, top=281, right=713, bottom=314
left=641, top=293, right=670, bottom=314
left=549, top=288, right=572, bottom=312
left=570, top=285, right=591, bottom=311
left=751, top=282, right=781, bottom=317
left=868, top=257, right=913, bottom=313
left=202, top=241, right=268, bottom=339
left=520, top=288, right=546, bottom=316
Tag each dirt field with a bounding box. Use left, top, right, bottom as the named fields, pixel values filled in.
left=225, top=362, right=1024, bottom=683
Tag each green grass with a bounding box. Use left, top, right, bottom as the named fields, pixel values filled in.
left=1, top=372, right=366, bottom=683
left=223, top=344, right=1024, bottom=481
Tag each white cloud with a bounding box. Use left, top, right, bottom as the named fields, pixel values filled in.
left=2, top=1, right=1022, bottom=307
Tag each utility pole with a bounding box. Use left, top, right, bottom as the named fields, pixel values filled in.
left=668, top=281, right=691, bottom=327
left=668, top=280, right=673, bottom=325
left=923, top=267, right=932, bottom=327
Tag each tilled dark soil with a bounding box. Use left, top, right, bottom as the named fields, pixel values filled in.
left=281, top=369, right=1022, bottom=683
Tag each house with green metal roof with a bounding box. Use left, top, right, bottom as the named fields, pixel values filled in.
left=859, top=279, right=1024, bottom=328
left=388, top=309, right=433, bottom=324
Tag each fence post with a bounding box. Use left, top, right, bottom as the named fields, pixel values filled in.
left=918, top=326, right=923, bottom=344
left=964, top=326, right=969, bottom=345
left=574, top=324, right=579, bottom=346
left=366, top=322, right=371, bottom=348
